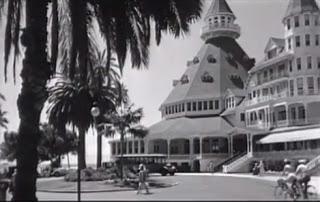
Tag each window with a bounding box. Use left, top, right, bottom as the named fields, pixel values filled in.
left=295, top=36, right=300, bottom=47
left=192, top=102, right=197, bottom=111
left=221, top=16, right=225, bottom=25
left=253, top=91, right=256, bottom=98
left=198, top=101, right=202, bottom=111
left=262, top=88, right=269, bottom=96
left=175, top=105, right=178, bottom=113
left=215, top=100, right=219, bottom=109
left=165, top=107, right=168, bottom=115
left=278, top=109, right=287, bottom=121
left=178, top=104, right=181, bottom=113
left=182, top=103, right=185, bottom=112
left=267, top=49, right=277, bottom=59
left=204, top=101, right=208, bottom=110
left=315, top=15, right=319, bottom=26
left=209, top=101, right=213, bottom=110
left=227, top=17, right=231, bottom=23
left=316, top=35, right=319, bottom=46
left=263, top=70, right=268, bottom=82
left=290, top=80, right=294, bottom=96
left=287, top=18, right=291, bottom=30
left=289, top=60, right=293, bottom=72
left=318, top=57, right=320, bottom=69
left=187, top=102, right=191, bottom=111
left=128, top=142, right=132, bottom=154
left=278, top=65, right=285, bottom=77
left=294, top=16, right=299, bottom=27
left=240, top=113, right=245, bottom=122
left=298, top=106, right=306, bottom=120
left=117, top=142, right=121, bottom=154
left=171, top=106, right=174, bottom=114
left=134, top=141, right=138, bottom=153
left=288, top=37, right=292, bottom=50
left=291, top=108, right=296, bottom=120
left=214, top=17, right=218, bottom=25
left=269, top=69, right=274, bottom=80
left=297, top=58, right=301, bottom=71
left=305, top=14, right=310, bottom=26
left=297, top=77, right=304, bottom=95
left=307, top=56, right=312, bottom=69
left=307, top=77, right=314, bottom=95
left=140, top=140, right=145, bottom=153
left=305, top=34, right=310, bottom=46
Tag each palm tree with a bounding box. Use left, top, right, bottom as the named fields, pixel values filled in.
left=106, top=101, right=148, bottom=180
left=1, top=0, right=202, bottom=200
left=0, top=93, right=8, bottom=130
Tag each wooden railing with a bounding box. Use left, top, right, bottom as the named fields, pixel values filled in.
left=213, top=152, right=245, bottom=172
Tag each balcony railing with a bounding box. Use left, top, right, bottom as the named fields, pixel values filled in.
left=201, top=24, right=240, bottom=36
left=258, top=72, right=289, bottom=85
left=245, top=91, right=289, bottom=106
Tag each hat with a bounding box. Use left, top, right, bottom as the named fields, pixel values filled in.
left=298, top=159, right=307, bottom=164
left=284, top=158, right=290, bottom=163
left=139, top=164, right=144, bottom=170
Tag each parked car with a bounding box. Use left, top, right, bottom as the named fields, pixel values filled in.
left=50, top=167, right=70, bottom=177
left=159, top=163, right=177, bottom=176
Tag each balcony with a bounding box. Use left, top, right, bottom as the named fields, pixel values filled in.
left=257, top=72, right=289, bottom=86
left=201, top=24, right=240, bottom=40
left=245, top=91, right=289, bottom=106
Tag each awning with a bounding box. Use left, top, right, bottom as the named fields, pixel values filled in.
left=258, top=127, right=320, bottom=144
left=147, top=117, right=233, bottom=140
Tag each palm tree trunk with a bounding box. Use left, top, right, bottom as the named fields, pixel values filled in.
left=13, top=0, right=49, bottom=200
left=78, top=128, right=86, bottom=169
left=97, top=134, right=102, bottom=168
left=67, top=153, right=70, bottom=169
left=120, top=132, right=124, bottom=180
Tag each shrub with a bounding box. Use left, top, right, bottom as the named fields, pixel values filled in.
left=64, top=167, right=118, bottom=182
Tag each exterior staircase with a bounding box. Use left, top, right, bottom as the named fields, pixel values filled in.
left=222, top=152, right=252, bottom=173
left=306, top=154, right=320, bottom=175
left=213, top=152, right=246, bottom=172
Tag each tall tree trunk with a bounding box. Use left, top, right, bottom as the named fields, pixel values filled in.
left=96, top=134, right=102, bottom=168
left=67, top=153, right=70, bottom=169
left=120, top=132, right=124, bottom=180
left=13, top=0, right=50, bottom=201
left=78, top=128, right=86, bottom=169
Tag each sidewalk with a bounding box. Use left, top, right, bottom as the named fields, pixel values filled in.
left=176, top=172, right=320, bottom=194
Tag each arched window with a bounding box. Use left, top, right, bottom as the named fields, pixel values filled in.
left=181, top=74, right=189, bottom=84
left=193, top=57, right=200, bottom=64
left=201, top=72, right=214, bottom=83
left=207, top=54, right=217, bottom=63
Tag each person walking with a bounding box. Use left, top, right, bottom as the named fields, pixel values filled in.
left=137, top=164, right=150, bottom=195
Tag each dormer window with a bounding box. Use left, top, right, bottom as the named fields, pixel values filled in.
left=294, top=16, right=299, bottom=27
left=207, top=54, right=217, bottom=63
left=201, top=72, right=214, bottom=83
left=193, top=57, right=200, bottom=64
left=180, top=74, right=189, bottom=84
left=267, top=48, right=277, bottom=59
left=226, top=55, right=238, bottom=68
left=229, top=74, right=244, bottom=89
left=286, top=18, right=291, bottom=30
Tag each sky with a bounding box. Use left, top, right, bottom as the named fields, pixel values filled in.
left=0, top=0, right=314, bottom=164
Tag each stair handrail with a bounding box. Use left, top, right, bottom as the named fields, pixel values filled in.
left=306, top=154, right=320, bottom=171
left=223, top=153, right=250, bottom=173
left=213, top=151, right=246, bottom=172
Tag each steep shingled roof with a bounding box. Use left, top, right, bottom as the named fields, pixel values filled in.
left=161, top=37, right=254, bottom=106
left=284, top=0, right=320, bottom=19
left=205, top=0, right=234, bottom=19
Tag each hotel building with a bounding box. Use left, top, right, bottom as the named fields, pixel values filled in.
left=109, top=0, right=320, bottom=173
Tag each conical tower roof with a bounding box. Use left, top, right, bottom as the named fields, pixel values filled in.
left=284, top=0, right=319, bottom=18
left=205, top=0, right=234, bottom=19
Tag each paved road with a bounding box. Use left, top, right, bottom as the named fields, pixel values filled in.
left=35, top=175, right=283, bottom=201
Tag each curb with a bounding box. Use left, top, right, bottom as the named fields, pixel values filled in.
left=37, top=182, right=179, bottom=194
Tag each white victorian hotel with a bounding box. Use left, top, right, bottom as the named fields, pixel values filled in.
left=108, top=0, right=320, bottom=173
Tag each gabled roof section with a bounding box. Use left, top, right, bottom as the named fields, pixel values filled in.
left=264, top=37, right=285, bottom=53
left=205, top=0, right=234, bottom=19
left=284, top=0, right=320, bottom=19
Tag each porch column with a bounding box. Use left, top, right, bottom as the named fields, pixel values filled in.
left=138, top=139, right=141, bottom=154
left=304, top=104, right=308, bottom=124
left=200, top=137, right=203, bottom=158
left=189, top=138, right=194, bottom=156
left=230, top=136, right=233, bottom=155
left=126, top=141, right=129, bottom=154
left=247, top=134, right=250, bottom=153
left=286, top=104, right=289, bottom=126
left=284, top=142, right=288, bottom=151
left=167, top=139, right=171, bottom=157
left=115, top=142, right=118, bottom=155
left=228, top=136, right=232, bottom=155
